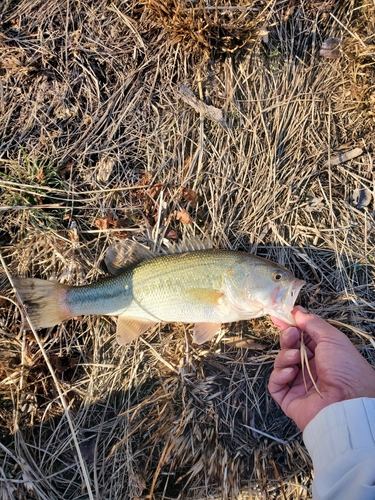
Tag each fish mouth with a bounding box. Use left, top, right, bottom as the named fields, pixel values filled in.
left=271, top=278, right=306, bottom=325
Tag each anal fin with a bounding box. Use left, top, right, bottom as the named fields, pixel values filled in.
left=193, top=322, right=221, bottom=345
left=116, top=316, right=156, bottom=345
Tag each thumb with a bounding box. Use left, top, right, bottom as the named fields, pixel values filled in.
left=293, top=308, right=350, bottom=345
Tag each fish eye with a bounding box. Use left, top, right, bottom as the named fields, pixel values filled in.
left=272, top=272, right=283, bottom=282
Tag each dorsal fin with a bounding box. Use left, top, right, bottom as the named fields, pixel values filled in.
left=169, top=235, right=213, bottom=254
left=105, top=240, right=156, bottom=275
left=105, top=236, right=213, bottom=275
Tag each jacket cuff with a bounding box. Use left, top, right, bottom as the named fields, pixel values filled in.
left=303, top=398, right=375, bottom=471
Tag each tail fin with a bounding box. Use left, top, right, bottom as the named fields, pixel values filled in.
left=12, top=277, right=72, bottom=329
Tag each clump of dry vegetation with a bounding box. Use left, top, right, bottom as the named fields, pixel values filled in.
left=0, top=0, right=375, bottom=498
left=144, top=0, right=269, bottom=58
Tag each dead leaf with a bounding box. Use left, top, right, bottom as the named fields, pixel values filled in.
left=181, top=187, right=198, bottom=206
left=148, top=182, right=164, bottom=200
left=134, top=188, right=146, bottom=203
left=96, top=154, right=115, bottom=183
left=181, top=155, right=194, bottom=178
left=35, top=168, right=45, bottom=183
left=328, top=147, right=363, bottom=166
left=352, top=187, right=372, bottom=209
left=166, top=229, right=178, bottom=240
left=140, top=183, right=167, bottom=222
left=93, top=217, right=110, bottom=230
left=305, top=196, right=325, bottom=212
left=69, top=227, right=79, bottom=243
left=282, top=1, right=296, bottom=22
left=132, top=175, right=153, bottom=205
left=175, top=209, right=191, bottom=224
left=320, top=37, right=343, bottom=59
left=141, top=171, right=152, bottom=185
left=93, top=212, right=116, bottom=230
left=178, top=85, right=228, bottom=130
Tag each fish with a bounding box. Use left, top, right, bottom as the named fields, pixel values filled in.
left=12, top=238, right=305, bottom=345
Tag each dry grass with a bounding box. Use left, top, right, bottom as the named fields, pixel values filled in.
left=0, top=0, right=375, bottom=498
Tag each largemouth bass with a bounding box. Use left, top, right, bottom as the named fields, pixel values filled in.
left=13, top=239, right=305, bottom=344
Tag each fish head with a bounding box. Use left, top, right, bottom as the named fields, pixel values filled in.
left=243, top=261, right=305, bottom=325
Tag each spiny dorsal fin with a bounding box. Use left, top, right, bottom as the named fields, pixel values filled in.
left=168, top=235, right=213, bottom=254
left=105, top=240, right=156, bottom=275
left=116, top=316, right=156, bottom=345
left=106, top=236, right=213, bottom=275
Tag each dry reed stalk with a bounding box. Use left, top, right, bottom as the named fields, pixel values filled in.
left=300, top=331, right=322, bottom=398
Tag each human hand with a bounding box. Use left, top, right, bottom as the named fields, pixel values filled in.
left=268, top=306, right=375, bottom=431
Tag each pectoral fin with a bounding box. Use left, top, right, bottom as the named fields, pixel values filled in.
left=116, top=317, right=156, bottom=345
left=193, top=322, right=221, bottom=344
left=185, top=289, right=224, bottom=306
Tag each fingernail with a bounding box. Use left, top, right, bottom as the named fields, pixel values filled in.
left=286, top=349, right=299, bottom=359
left=296, top=306, right=307, bottom=313
left=281, top=367, right=294, bottom=374
left=281, top=327, right=298, bottom=340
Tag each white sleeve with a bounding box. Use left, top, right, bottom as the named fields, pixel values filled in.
left=303, top=398, right=375, bottom=500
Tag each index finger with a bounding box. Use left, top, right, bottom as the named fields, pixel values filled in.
left=279, top=326, right=301, bottom=350
left=271, top=306, right=307, bottom=332
left=270, top=316, right=291, bottom=332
